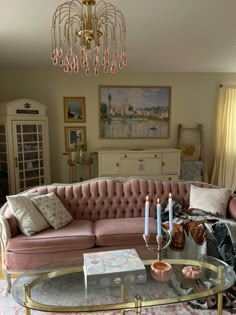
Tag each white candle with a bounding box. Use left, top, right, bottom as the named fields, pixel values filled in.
left=168, top=193, right=173, bottom=232
left=144, top=195, right=149, bottom=235
left=156, top=198, right=162, bottom=236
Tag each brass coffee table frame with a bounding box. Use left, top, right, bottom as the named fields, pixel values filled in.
left=20, top=258, right=228, bottom=315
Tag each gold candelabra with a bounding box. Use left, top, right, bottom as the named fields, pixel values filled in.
left=143, top=228, right=173, bottom=261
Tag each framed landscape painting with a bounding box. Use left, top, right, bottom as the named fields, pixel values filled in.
left=64, top=97, right=86, bottom=122
left=99, top=86, right=171, bottom=139
left=64, top=126, right=87, bottom=151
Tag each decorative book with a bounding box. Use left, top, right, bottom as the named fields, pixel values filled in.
left=83, top=248, right=146, bottom=288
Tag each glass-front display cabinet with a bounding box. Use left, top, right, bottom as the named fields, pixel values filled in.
left=0, top=99, right=50, bottom=194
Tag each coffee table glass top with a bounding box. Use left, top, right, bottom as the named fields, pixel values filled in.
left=12, top=252, right=235, bottom=313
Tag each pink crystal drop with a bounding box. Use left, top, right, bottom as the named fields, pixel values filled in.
left=58, top=48, right=63, bottom=58
left=86, top=68, right=90, bottom=76
left=104, top=48, right=109, bottom=57
left=51, top=49, right=56, bottom=59
left=59, top=59, right=64, bottom=67
left=94, top=46, right=99, bottom=55
left=68, top=48, right=73, bottom=56
left=64, top=56, right=69, bottom=66
left=114, top=50, right=119, bottom=58
left=74, top=66, right=79, bottom=73
left=53, top=58, right=58, bottom=65
left=94, top=67, right=99, bottom=76
left=110, top=62, right=117, bottom=73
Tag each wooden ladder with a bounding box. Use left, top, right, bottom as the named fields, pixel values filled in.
left=177, top=123, right=208, bottom=182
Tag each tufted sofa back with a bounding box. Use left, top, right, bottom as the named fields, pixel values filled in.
left=1, top=177, right=217, bottom=237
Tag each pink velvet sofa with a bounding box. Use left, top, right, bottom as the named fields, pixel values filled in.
left=0, top=177, right=233, bottom=291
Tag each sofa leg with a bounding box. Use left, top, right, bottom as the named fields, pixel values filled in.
left=3, top=267, right=11, bottom=292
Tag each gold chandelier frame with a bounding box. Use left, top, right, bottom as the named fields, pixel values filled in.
left=51, top=0, right=127, bottom=75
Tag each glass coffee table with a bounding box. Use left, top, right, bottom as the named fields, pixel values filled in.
left=12, top=252, right=235, bottom=315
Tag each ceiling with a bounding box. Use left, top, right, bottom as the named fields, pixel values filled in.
left=1, top=0, right=236, bottom=72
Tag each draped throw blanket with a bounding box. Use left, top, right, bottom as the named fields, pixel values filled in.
left=162, top=201, right=236, bottom=311
left=163, top=221, right=207, bottom=252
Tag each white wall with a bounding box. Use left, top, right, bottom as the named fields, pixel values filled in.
left=1, top=68, right=236, bottom=183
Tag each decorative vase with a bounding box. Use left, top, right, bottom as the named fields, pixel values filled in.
left=150, top=261, right=173, bottom=282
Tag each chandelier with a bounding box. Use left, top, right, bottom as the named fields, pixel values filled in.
left=51, top=0, right=127, bottom=76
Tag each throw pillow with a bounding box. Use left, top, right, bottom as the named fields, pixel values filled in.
left=6, top=193, right=50, bottom=236
left=189, top=185, right=232, bottom=217
left=32, top=192, right=73, bottom=229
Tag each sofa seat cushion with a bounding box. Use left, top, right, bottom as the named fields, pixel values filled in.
left=95, top=217, right=157, bottom=246
left=7, top=220, right=95, bottom=254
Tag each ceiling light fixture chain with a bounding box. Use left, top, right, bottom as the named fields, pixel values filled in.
left=51, top=0, right=127, bottom=76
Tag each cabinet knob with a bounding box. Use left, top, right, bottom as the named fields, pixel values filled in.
left=154, top=154, right=157, bottom=158
left=169, top=177, right=172, bottom=181
left=124, top=154, right=127, bottom=158
left=116, top=163, right=120, bottom=167
left=162, top=162, right=165, bottom=166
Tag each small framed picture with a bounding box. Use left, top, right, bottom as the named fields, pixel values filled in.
left=64, top=97, right=86, bottom=123
left=64, top=126, right=87, bottom=151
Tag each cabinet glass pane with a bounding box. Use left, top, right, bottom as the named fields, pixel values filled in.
left=24, top=152, right=39, bottom=160
left=0, top=144, right=6, bottom=151
left=0, top=134, right=6, bottom=142
left=0, top=153, right=7, bottom=162
left=17, top=135, right=22, bottom=142
left=25, top=170, right=40, bottom=178
left=22, top=125, right=37, bottom=133
left=18, top=153, right=23, bottom=161
left=23, top=134, right=38, bottom=142
left=18, top=144, right=22, bottom=152
left=25, top=178, right=40, bottom=187
left=16, top=125, right=21, bottom=133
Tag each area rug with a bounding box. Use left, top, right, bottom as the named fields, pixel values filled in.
left=0, top=279, right=234, bottom=315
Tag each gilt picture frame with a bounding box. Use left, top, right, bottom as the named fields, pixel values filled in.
left=64, top=126, right=87, bottom=151
left=64, top=97, right=86, bottom=123
left=99, top=85, right=171, bottom=139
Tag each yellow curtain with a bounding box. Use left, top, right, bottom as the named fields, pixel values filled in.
left=211, top=85, right=236, bottom=189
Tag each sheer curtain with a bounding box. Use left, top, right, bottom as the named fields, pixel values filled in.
left=211, top=85, right=236, bottom=189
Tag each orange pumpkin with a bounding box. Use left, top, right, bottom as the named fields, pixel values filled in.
left=151, top=261, right=173, bottom=282
left=182, top=266, right=202, bottom=279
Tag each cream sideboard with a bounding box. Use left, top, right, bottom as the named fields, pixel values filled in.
left=98, top=148, right=181, bottom=181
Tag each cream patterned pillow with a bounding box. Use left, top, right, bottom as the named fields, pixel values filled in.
left=32, top=192, right=73, bottom=229
left=6, top=193, right=50, bottom=236
left=189, top=185, right=232, bottom=217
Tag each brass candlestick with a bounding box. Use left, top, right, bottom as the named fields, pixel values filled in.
left=143, top=228, right=173, bottom=261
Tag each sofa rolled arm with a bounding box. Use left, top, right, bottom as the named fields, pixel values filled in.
left=0, top=215, right=11, bottom=252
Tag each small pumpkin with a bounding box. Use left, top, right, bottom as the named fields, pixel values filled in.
left=151, top=261, right=173, bottom=282
left=182, top=266, right=202, bottom=279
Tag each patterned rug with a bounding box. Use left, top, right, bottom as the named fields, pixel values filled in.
left=0, top=279, right=234, bottom=315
